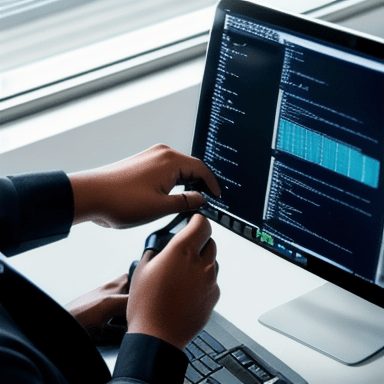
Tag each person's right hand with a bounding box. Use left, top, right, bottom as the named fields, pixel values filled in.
left=126, top=214, right=220, bottom=350
left=69, top=144, right=221, bottom=228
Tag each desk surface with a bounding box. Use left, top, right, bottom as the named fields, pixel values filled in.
left=8, top=214, right=384, bottom=384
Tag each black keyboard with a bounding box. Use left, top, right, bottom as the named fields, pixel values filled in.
left=184, top=330, right=291, bottom=384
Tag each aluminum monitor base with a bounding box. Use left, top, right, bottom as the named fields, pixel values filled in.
left=259, top=283, right=384, bottom=365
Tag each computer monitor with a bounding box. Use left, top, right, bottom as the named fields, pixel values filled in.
left=191, top=0, right=384, bottom=365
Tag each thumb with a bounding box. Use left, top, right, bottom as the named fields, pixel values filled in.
left=165, top=191, right=206, bottom=213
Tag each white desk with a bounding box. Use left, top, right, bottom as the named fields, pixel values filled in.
left=7, top=214, right=384, bottom=384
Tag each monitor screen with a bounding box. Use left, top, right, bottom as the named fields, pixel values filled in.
left=192, top=0, right=384, bottom=308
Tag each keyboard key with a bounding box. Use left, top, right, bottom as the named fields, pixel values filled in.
left=244, top=226, right=254, bottom=239
left=264, top=378, right=282, bottom=384
left=198, top=331, right=226, bottom=353
left=233, top=220, right=242, bottom=233
left=192, top=360, right=212, bottom=376
left=248, top=364, right=271, bottom=382
left=203, top=207, right=219, bottom=221
left=187, top=343, right=205, bottom=360
left=231, top=349, right=253, bottom=366
left=201, top=378, right=220, bottom=384
left=194, top=337, right=216, bottom=355
left=218, top=353, right=259, bottom=384
left=201, top=355, right=221, bottom=371
left=220, top=214, right=231, bottom=228
left=211, top=368, right=243, bottom=384
left=184, top=348, right=194, bottom=361
left=186, top=365, right=204, bottom=384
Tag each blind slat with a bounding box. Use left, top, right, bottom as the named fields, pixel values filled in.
left=0, top=0, right=341, bottom=100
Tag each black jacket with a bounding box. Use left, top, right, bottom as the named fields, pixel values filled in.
left=0, top=172, right=188, bottom=384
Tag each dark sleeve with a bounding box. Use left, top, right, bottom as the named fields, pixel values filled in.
left=0, top=304, right=69, bottom=384
left=0, top=171, right=74, bottom=256
left=110, top=333, right=189, bottom=384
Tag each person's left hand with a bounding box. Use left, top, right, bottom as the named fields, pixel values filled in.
left=69, top=144, right=221, bottom=228
left=65, top=274, right=129, bottom=344
left=126, top=214, right=220, bottom=350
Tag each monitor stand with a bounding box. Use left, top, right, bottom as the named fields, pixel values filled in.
left=259, top=283, right=384, bottom=365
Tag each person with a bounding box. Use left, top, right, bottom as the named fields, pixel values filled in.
left=0, top=144, right=221, bottom=384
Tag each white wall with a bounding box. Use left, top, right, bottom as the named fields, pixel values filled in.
left=0, top=76, right=202, bottom=175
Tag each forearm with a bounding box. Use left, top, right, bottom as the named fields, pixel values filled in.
left=68, top=169, right=114, bottom=227
left=0, top=171, right=74, bottom=256
left=68, top=171, right=102, bottom=226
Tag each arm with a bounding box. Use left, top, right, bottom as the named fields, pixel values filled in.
left=0, top=171, right=74, bottom=256
left=66, top=214, right=220, bottom=384
left=68, top=144, right=220, bottom=228
left=0, top=144, right=220, bottom=256
left=0, top=145, right=220, bottom=384
left=67, top=214, right=220, bottom=383
left=112, top=214, right=220, bottom=383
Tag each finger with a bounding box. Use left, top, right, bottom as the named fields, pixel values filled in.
left=177, top=156, right=221, bottom=197
left=170, top=214, right=212, bottom=254
left=200, top=238, right=217, bottom=267
left=164, top=191, right=206, bottom=213
left=141, top=249, right=157, bottom=263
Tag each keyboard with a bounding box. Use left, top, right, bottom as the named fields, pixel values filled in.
left=99, top=311, right=307, bottom=383
left=181, top=311, right=307, bottom=384
left=184, top=330, right=291, bottom=384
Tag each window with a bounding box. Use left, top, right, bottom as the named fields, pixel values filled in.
left=0, top=0, right=217, bottom=101
left=0, top=0, right=381, bottom=123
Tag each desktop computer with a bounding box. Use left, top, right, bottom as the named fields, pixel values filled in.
left=190, top=0, right=384, bottom=366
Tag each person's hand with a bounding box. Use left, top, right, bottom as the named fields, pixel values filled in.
left=65, top=274, right=129, bottom=344
left=126, top=214, right=220, bottom=350
left=69, top=144, right=221, bottom=228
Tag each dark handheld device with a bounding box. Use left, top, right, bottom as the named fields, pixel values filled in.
left=129, top=211, right=195, bottom=285
left=142, top=212, right=194, bottom=255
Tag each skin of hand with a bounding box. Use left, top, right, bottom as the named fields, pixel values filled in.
left=69, top=144, right=221, bottom=228
left=126, top=214, right=220, bottom=351
left=65, top=274, right=129, bottom=344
